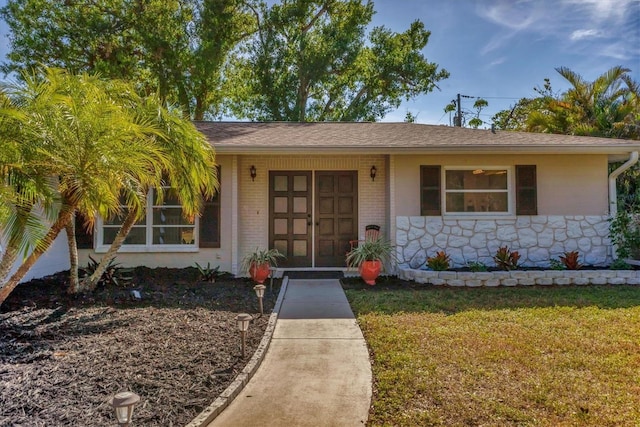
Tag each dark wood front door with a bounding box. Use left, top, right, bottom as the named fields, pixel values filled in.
left=270, top=172, right=312, bottom=267
left=315, top=171, right=358, bottom=267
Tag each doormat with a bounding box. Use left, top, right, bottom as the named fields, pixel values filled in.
left=285, top=271, right=344, bottom=280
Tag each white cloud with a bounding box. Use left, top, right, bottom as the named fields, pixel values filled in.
left=570, top=29, right=603, bottom=40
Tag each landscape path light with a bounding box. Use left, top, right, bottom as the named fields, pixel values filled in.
left=109, top=391, right=140, bottom=426
left=236, top=313, right=253, bottom=358
left=253, top=284, right=266, bottom=315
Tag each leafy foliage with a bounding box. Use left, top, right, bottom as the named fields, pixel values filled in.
left=467, top=261, right=488, bottom=272
left=346, top=237, right=395, bottom=268
left=493, top=246, right=520, bottom=271
left=609, top=210, right=640, bottom=260
left=226, top=0, right=448, bottom=122
left=194, top=262, right=229, bottom=282
left=1, top=0, right=254, bottom=120
left=558, top=251, right=583, bottom=270
left=240, top=248, right=286, bottom=273
left=426, top=250, right=450, bottom=271
left=81, top=255, right=132, bottom=288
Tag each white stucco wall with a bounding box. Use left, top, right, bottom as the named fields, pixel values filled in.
left=2, top=232, right=70, bottom=283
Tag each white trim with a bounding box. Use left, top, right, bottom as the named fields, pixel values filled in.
left=442, top=166, right=513, bottom=216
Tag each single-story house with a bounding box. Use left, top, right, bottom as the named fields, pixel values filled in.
left=8, top=122, right=640, bottom=280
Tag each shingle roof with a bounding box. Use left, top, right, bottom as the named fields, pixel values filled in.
left=194, top=121, right=640, bottom=155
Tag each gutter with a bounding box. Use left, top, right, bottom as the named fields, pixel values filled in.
left=608, top=151, right=639, bottom=217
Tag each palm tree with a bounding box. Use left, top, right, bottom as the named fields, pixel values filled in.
left=0, top=87, right=56, bottom=284
left=80, top=94, right=218, bottom=291
left=526, top=66, right=640, bottom=139
left=0, top=67, right=172, bottom=305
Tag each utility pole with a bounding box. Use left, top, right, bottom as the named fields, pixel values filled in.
left=455, top=93, right=462, bottom=127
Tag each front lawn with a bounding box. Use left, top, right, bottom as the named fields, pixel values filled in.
left=344, top=279, right=640, bottom=426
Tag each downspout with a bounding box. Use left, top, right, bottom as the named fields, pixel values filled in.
left=608, top=151, right=639, bottom=217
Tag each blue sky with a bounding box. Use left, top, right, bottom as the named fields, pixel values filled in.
left=0, top=0, right=637, bottom=126
left=373, top=0, right=640, bottom=126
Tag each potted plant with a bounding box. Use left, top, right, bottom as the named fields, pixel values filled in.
left=346, top=237, right=395, bottom=285
left=241, top=248, right=285, bottom=285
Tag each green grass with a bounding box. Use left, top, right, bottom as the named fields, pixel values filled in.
left=344, top=279, right=640, bottom=426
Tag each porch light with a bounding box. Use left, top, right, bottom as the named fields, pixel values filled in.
left=109, top=391, right=140, bottom=426
left=253, top=284, right=266, bottom=315
left=370, top=165, right=377, bottom=181
left=236, top=313, right=253, bottom=358
left=250, top=165, right=257, bottom=181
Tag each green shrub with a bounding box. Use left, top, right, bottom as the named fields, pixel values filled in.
left=467, top=261, right=488, bottom=272
left=494, top=246, right=520, bottom=271
left=426, top=251, right=450, bottom=271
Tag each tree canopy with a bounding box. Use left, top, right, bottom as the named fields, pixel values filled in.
left=222, top=0, right=449, bottom=121
left=492, top=67, right=640, bottom=140
left=1, top=0, right=254, bottom=120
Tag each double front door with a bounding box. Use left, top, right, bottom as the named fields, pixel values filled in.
left=269, top=171, right=358, bottom=268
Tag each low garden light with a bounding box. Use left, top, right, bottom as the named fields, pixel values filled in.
left=253, top=284, right=266, bottom=315
left=235, top=313, right=252, bottom=358
left=109, top=391, right=140, bottom=426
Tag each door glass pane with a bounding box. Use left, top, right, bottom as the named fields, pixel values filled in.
left=274, top=240, right=288, bottom=257
left=293, top=240, right=307, bottom=257
left=274, top=218, right=288, bottom=235
left=274, top=176, right=288, bottom=191
left=293, top=175, right=307, bottom=192
left=274, top=197, right=288, bottom=213
left=293, top=218, right=307, bottom=235
left=293, top=197, right=307, bottom=213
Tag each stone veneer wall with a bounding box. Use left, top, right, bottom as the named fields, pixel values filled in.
left=396, top=215, right=612, bottom=269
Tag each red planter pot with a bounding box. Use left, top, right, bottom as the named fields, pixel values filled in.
left=358, top=260, right=382, bottom=285
left=250, top=262, right=271, bottom=285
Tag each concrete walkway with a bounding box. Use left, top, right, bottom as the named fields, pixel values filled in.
left=207, top=279, right=372, bottom=427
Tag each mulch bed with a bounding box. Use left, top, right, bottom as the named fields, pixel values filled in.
left=0, top=267, right=280, bottom=427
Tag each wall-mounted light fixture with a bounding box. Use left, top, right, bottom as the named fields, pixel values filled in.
left=250, top=165, right=257, bottom=181
left=370, top=165, right=377, bottom=182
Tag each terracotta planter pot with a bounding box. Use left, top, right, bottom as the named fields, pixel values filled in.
left=359, top=260, right=382, bottom=285
left=250, top=262, right=271, bottom=285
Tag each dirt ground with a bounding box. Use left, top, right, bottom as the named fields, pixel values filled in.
left=0, top=267, right=280, bottom=427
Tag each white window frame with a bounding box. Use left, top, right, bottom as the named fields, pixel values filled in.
left=442, top=166, right=514, bottom=216
left=95, top=187, right=199, bottom=253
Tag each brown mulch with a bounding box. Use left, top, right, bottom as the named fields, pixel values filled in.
left=0, top=267, right=280, bottom=427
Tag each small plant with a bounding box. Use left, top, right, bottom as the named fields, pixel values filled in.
left=346, top=237, right=395, bottom=268
left=467, top=261, right=488, bottom=272
left=494, top=246, right=520, bottom=271
left=241, top=248, right=285, bottom=273
left=559, top=251, right=583, bottom=270
left=549, top=259, right=565, bottom=270
left=426, top=250, right=450, bottom=271
left=194, top=262, right=227, bottom=282
left=610, top=258, right=632, bottom=270
left=81, top=255, right=132, bottom=287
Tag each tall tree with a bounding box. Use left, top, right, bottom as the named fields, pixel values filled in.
left=226, top=0, right=448, bottom=121
left=1, top=0, right=254, bottom=119
left=0, top=67, right=217, bottom=305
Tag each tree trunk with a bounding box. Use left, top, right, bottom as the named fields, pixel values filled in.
left=80, top=209, right=138, bottom=292
left=65, top=217, right=80, bottom=294
left=0, top=205, right=75, bottom=307
left=0, top=244, right=19, bottom=285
